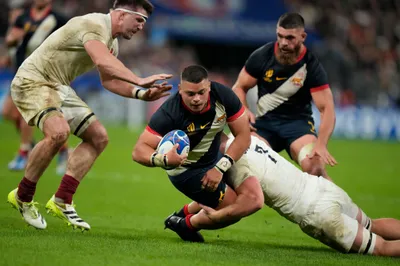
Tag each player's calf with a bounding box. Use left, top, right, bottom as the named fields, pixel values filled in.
left=349, top=221, right=400, bottom=256
left=353, top=224, right=400, bottom=257
left=371, top=218, right=400, bottom=241
left=176, top=202, right=201, bottom=218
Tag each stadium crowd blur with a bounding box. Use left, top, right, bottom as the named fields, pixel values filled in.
left=1, top=0, right=399, bottom=108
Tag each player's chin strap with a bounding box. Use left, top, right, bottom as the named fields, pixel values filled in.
left=114, top=8, right=148, bottom=22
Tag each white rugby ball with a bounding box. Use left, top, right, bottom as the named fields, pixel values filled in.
left=157, top=130, right=190, bottom=169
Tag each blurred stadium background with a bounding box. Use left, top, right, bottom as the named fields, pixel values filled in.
left=1, top=0, right=399, bottom=139
left=0, top=1, right=400, bottom=265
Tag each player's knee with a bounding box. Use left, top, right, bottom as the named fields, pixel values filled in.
left=49, top=128, right=70, bottom=147
left=301, top=159, right=325, bottom=176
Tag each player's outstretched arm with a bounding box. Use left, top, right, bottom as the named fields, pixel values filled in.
left=311, top=88, right=337, bottom=166
left=232, top=68, right=258, bottom=131
left=132, top=130, right=186, bottom=168
left=5, top=26, right=25, bottom=48
left=84, top=40, right=172, bottom=89
left=99, top=70, right=172, bottom=101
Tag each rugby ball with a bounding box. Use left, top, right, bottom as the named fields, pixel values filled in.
left=156, top=130, right=190, bottom=169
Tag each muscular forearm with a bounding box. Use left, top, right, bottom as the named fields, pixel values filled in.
left=317, top=107, right=336, bottom=146
left=233, top=87, right=249, bottom=108
left=132, top=143, right=156, bottom=167
left=210, top=194, right=258, bottom=222
left=102, top=78, right=141, bottom=98
left=97, top=55, right=142, bottom=87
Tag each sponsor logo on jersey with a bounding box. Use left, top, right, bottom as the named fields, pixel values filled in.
left=263, top=69, right=274, bottom=82
left=200, top=122, right=210, bottom=129
left=216, top=113, right=226, bottom=123
left=292, top=77, right=303, bottom=87
left=187, top=122, right=195, bottom=133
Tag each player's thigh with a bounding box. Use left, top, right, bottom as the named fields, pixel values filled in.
left=343, top=201, right=372, bottom=231
left=253, top=118, right=285, bottom=152
left=289, top=134, right=318, bottom=164
left=301, top=207, right=359, bottom=253
left=60, top=85, right=97, bottom=137
left=11, top=76, right=63, bottom=128
left=324, top=179, right=373, bottom=230
left=276, top=118, right=317, bottom=162
left=168, top=166, right=227, bottom=209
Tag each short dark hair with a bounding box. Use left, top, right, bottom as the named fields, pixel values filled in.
left=181, top=65, right=208, bottom=83
left=278, top=13, right=305, bottom=29
left=113, top=0, right=154, bottom=16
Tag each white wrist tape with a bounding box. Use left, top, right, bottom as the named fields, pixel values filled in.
left=150, top=152, right=168, bottom=168
left=215, top=154, right=234, bottom=174
left=132, top=88, right=146, bottom=100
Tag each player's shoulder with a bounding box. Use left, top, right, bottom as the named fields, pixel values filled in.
left=210, top=81, right=235, bottom=101
left=157, top=92, right=181, bottom=114
left=70, top=12, right=108, bottom=28
left=210, top=81, right=231, bottom=93
left=304, top=46, right=322, bottom=67
left=250, top=42, right=275, bottom=59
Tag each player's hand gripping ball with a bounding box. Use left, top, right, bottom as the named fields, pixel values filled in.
left=157, top=130, right=190, bottom=169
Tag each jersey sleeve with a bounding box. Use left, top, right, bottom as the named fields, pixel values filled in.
left=13, top=13, right=25, bottom=29
left=244, top=46, right=266, bottom=79
left=146, top=107, right=175, bottom=137
left=80, top=19, right=108, bottom=45
left=307, top=58, right=330, bottom=93
left=214, top=82, right=245, bottom=122
left=111, top=39, right=119, bottom=57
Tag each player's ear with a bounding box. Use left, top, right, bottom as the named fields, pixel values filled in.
left=206, top=79, right=211, bottom=90
left=178, top=84, right=182, bottom=94
left=301, top=31, right=307, bottom=42
left=117, top=11, right=125, bottom=22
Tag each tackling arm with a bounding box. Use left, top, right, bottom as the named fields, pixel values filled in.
left=311, top=88, right=336, bottom=146
left=5, top=27, right=25, bottom=48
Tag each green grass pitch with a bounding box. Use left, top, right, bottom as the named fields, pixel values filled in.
left=0, top=121, right=399, bottom=265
